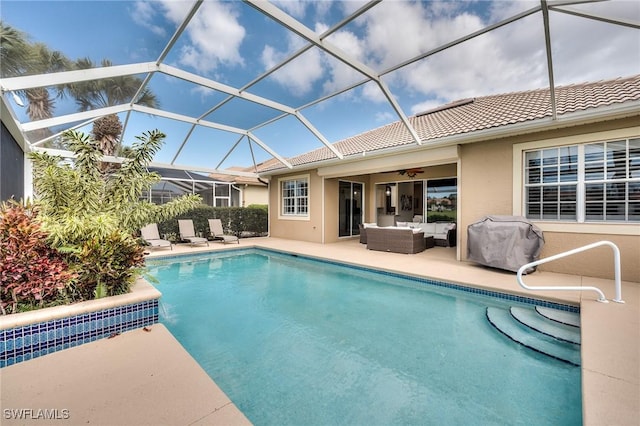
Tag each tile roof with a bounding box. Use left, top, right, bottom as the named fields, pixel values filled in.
left=259, top=74, right=640, bottom=173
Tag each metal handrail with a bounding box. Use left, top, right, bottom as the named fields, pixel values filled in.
left=516, top=241, right=624, bottom=304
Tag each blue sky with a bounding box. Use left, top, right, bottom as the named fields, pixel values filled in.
left=2, top=0, right=639, bottom=170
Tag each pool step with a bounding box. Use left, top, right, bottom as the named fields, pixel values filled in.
left=535, top=306, right=580, bottom=327
left=510, top=307, right=581, bottom=344
left=486, top=307, right=581, bottom=366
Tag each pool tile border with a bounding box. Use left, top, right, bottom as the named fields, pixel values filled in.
left=146, top=247, right=580, bottom=313
left=0, top=300, right=158, bottom=368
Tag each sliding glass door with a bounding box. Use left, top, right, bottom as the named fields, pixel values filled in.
left=339, top=181, right=363, bottom=237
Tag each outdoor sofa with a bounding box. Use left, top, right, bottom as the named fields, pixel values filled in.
left=401, top=221, right=457, bottom=247
left=365, top=226, right=428, bottom=254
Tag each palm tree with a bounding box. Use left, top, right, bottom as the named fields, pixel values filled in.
left=24, top=43, right=69, bottom=121
left=0, top=22, right=30, bottom=77
left=67, top=58, right=158, bottom=158
left=1, top=22, right=70, bottom=142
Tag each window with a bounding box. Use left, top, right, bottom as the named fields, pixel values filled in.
left=524, top=138, right=640, bottom=222
left=426, top=178, right=457, bottom=222
left=281, top=176, right=309, bottom=217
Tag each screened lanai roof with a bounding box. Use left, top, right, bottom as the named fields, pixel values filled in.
left=1, top=0, right=639, bottom=178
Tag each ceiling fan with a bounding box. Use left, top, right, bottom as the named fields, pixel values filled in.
left=397, top=168, right=425, bottom=178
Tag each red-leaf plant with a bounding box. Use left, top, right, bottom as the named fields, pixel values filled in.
left=0, top=201, right=77, bottom=314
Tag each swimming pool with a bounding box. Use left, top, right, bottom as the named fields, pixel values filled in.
left=147, top=249, right=581, bottom=425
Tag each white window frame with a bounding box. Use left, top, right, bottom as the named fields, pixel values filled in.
left=278, top=174, right=310, bottom=221
left=513, top=127, right=640, bottom=236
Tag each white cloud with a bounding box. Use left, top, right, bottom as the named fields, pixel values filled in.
left=131, top=1, right=166, bottom=37
left=546, top=2, right=640, bottom=85
left=158, top=0, right=245, bottom=74
left=410, top=99, right=443, bottom=116
left=271, top=0, right=306, bottom=20
left=322, top=26, right=368, bottom=94
left=374, top=110, right=394, bottom=122
left=262, top=33, right=324, bottom=96
left=354, top=0, right=639, bottom=113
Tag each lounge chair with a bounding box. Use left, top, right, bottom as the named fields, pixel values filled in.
left=178, top=219, right=209, bottom=246
left=208, top=219, right=239, bottom=244
left=140, top=223, right=172, bottom=250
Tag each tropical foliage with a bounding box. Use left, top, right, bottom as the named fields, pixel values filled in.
left=0, top=201, right=76, bottom=314
left=29, top=129, right=202, bottom=242
left=0, top=129, right=203, bottom=314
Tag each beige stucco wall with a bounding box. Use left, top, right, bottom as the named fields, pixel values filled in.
left=459, top=117, right=640, bottom=282
left=267, top=117, right=639, bottom=282
left=241, top=184, right=268, bottom=207
left=268, top=170, right=324, bottom=243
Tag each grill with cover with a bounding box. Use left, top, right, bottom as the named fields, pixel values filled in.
left=467, top=215, right=544, bottom=273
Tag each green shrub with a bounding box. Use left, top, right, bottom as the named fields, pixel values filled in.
left=70, top=232, right=145, bottom=300
left=426, top=212, right=457, bottom=223
left=0, top=201, right=76, bottom=314
left=157, top=205, right=268, bottom=240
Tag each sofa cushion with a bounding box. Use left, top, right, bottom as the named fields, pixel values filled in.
left=417, top=223, right=436, bottom=234
left=435, top=222, right=455, bottom=233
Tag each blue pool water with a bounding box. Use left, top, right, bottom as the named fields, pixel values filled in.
left=147, top=249, right=581, bottom=425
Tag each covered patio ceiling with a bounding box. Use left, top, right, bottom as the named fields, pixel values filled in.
left=1, top=0, right=638, bottom=179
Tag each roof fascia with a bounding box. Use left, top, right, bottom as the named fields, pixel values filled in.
left=316, top=145, right=459, bottom=179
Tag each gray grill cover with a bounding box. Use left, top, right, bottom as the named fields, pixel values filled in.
left=467, top=216, right=544, bottom=273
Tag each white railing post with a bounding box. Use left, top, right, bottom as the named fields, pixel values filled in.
left=516, top=241, right=624, bottom=304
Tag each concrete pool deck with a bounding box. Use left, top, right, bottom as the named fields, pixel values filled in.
left=1, top=237, right=638, bottom=425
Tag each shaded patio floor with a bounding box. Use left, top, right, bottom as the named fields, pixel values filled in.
left=1, top=237, right=638, bottom=425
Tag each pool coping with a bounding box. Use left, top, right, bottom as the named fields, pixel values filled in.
left=147, top=246, right=580, bottom=313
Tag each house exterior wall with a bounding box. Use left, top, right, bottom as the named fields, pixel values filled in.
left=241, top=184, right=268, bottom=206
left=268, top=170, right=324, bottom=243
left=267, top=117, right=639, bottom=282
left=460, top=117, right=640, bottom=282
